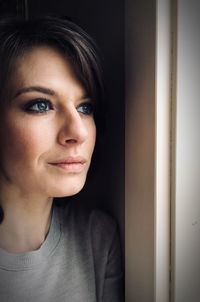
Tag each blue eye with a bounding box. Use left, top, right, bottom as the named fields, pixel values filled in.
left=23, top=99, right=53, bottom=113
left=77, top=103, right=94, bottom=115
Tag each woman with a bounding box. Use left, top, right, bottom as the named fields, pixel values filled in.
left=0, top=16, right=123, bottom=302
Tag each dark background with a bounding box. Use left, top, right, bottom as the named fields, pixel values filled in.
left=0, top=0, right=125, bottom=254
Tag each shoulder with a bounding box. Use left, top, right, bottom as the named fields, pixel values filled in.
left=72, top=202, right=117, bottom=235
left=54, top=201, right=123, bottom=300
left=57, top=201, right=118, bottom=252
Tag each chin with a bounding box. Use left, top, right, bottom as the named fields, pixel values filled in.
left=49, top=176, right=87, bottom=198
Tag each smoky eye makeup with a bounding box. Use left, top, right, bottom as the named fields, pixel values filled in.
left=76, top=102, right=94, bottom=115
left=21, top=98, right=54, bottom=114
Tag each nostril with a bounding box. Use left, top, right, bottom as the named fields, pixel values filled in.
left=65, top=138, right=77, bottom=144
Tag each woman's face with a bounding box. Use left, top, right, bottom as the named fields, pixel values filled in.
left=0, top=46, right=96, bottom=198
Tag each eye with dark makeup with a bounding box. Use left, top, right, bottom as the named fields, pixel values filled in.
left=77, top=102, right=94, bottom=115
left=22, top=98, right=53, bottom=113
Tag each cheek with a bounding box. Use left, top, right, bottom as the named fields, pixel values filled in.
left=0, top=120, right=52, bottom=166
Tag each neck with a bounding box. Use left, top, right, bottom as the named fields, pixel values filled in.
left=0, top=190, right=53, bottom=253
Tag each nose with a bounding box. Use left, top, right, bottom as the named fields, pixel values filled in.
left=57, top=108, right=88, bottom=146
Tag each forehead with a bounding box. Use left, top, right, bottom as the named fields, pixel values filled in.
left=8, top=46, right=85, bottom=99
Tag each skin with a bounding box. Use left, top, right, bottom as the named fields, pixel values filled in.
left=0, top=46, right=96, bottom=253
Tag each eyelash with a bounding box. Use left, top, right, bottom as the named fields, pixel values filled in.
left=77, top=103, right=94, bottom=115
left=22, top=98, right=53, bottom=114
left=22, top=98, right=94, bottom=115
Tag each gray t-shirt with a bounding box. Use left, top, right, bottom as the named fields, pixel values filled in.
left=0, top=202, right=123, bottom=302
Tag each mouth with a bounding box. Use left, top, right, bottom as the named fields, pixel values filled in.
left=48, top=156, right=87, bottom=173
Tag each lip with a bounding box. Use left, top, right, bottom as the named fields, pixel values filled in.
left=48, top=156, right=87, bottom=173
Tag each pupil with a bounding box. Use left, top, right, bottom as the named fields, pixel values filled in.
left=38, top=102, right=46, bottom=110
left=83, top=104, right=91, bottom=113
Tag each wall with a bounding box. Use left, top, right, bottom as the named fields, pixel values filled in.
left=126, top=0, right=156, bottom=301
left=172, top=0, right=200, bottom=301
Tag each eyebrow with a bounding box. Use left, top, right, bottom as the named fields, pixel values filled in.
left=12, top=86, right=56, bottom=99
